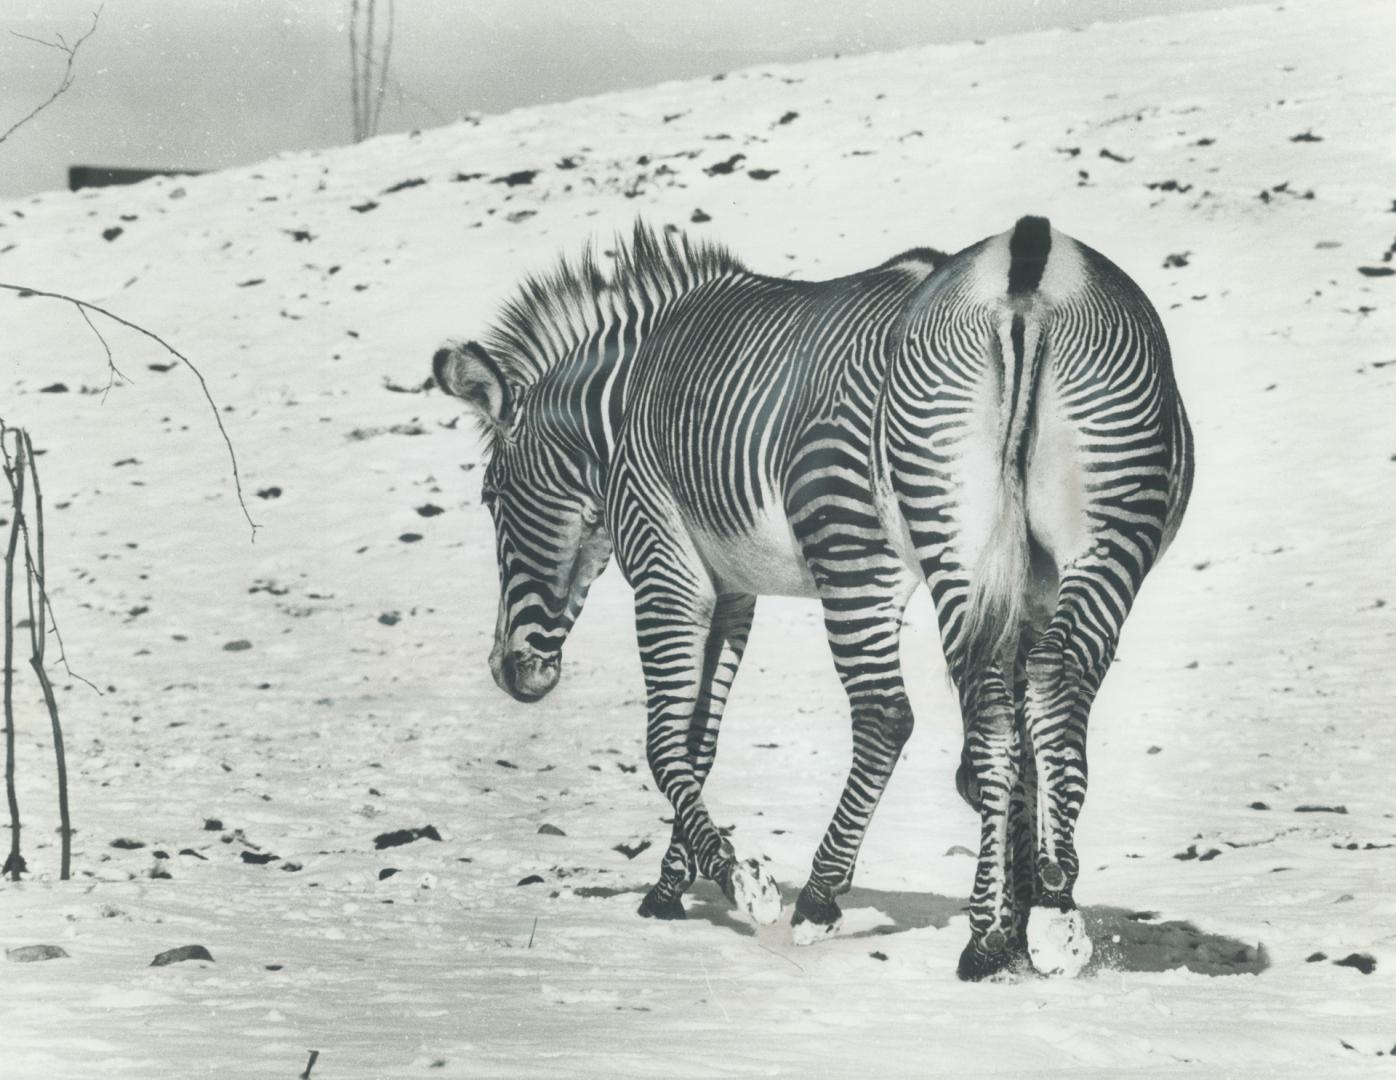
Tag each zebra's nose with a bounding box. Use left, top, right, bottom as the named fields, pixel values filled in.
left=500, top=648, right=560, bottom=703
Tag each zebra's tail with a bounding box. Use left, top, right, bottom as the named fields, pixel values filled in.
left=959, top=215, right=1052, bottom=673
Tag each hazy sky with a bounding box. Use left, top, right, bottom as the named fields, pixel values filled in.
left=1, top=0, right=1246, bottom=198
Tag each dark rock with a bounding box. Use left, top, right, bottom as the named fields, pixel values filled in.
left=374, top=825, right=442, bottom=850
left=748, top=169, right=779, bottom=181
left=151, top=944, right=214, bottom=966
left=1306, top=951, right=1327, bottom=962
left=1334, top=953, right=1376, bottom=975
left=870, top=950, right=888, bottom=961
left=240, top=851, right=278, bottom=865
left=777, top=111, right=799, bottom=125
left=399, top=533, right=423, bottom=543
left=492, top=170, right=538, bottom=187
left=1294, top=804, right=1347, bottom=814
left=256, top=486, right=282, bottom=499
left=415, top=504, right=444, bottom=517
left=223, top=640, right=252, bottom=652
left=1358, top=266, right=1395, bottom=277
left=1289, top=131, right=1323, bottom=142
left=237, top=278, right=265, bottom=288
left=102, top=226, right=123, bottom=241
left=6, top=944, right=68, bottom=962
left=538, top=824, right=566, bottom=836
left=39, top=383, right=68, bottom=393
left=377, top=612, right=401, bottom=626
left=381, top=178, right=427, bottom=194
left=1249, top=801, right=1270, bottom=810
left=612, top=839, right=652, bottom=860
left=203, top=818, right=223, bottom=831
left=704, top=154, right=746, bottom=176
left=690, top=208, right=711, bottom=223
left=110, top=837, right=146, bottom=850
left=351, top=201, right=379, bottom=213
left=517, top=874, right=545, bottom=886
left=379, top=868, right=400, bottom=880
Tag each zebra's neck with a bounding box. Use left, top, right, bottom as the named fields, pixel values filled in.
left=519, top=273, right=709, bottom=492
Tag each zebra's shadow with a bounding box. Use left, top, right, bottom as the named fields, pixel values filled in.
left=583, top=881, right=1269, bottom=974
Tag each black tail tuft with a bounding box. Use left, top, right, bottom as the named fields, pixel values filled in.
left=1007, top=215, right=1052, bottom=296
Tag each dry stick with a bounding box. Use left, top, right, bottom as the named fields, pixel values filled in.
left=0, top=283, right=261, bottom=541
left=0, top=7, right=102, bottom=147
left=361, top=0, right=377, bottom=142
left=300, top=1049, right=320, bottom=1080
left=3, top=430, right=26, bottom=881
left=349, top=0, right=362, bottom=141
left=19, top=431, right=71, bottom=879
left=370, top=0, right=395, bottom=138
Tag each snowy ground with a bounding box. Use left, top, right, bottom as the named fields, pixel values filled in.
left=2, top=1, right=1394, bottom=1076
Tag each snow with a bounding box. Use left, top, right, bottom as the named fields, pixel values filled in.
left=2, top=0, right=1395, bottom=1075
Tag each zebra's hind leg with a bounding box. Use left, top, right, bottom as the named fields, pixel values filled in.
left=639, top=594, right=756, bottom=922
left=1021, top=617, right=1105, bottom=977
left=955, top=662, right=1028, bottom=981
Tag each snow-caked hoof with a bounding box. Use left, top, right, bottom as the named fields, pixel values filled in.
left=729, top=857, right=783, bottom=926
left=790, top=887, right=842, bottom=946
left=1026, top=904, right=1092, bottom=977
left=637, top=886, right=686, bottom=921
left=790, top=910, right=842, bottom=947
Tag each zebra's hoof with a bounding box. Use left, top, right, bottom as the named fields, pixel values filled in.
left=637, top=887, right=686, bottom=921
left=1026, top=904, right=1092, bottom=977
left=790, top=887, right=842, bottom=946
left=957, top=933, right=1022, bottom=982
left=791, top=911, right=841, bottom=946
left=729, top=857, right=782, bottom=926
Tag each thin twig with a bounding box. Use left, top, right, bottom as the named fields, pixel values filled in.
left=0, top=7, right=102, bottom=147
left=0, top=283, right=261, bottom=541
left=75, top=304, right=132, bottom=403
left=3, top=428, right=26, bottom=881
left=299, top=1049, right=320, bottom=1080
left=37, top=589, right=100, bottom=695
left=18, top=431, right=71, bottom=879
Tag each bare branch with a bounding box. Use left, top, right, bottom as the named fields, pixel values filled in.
left=0, top=7, right=102, bottom=147
left=349, top=0, right=363, bottom=142
left=0, top=282, right=261, bottom=541
left=370, top=0, right=396, bottom=137
left=17, top=430, right=71, bottom=879
left=3, top=427, right=27, bottom=881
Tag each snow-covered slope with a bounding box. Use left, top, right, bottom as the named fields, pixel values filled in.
left=2, top=1, right=1394, bottom=1076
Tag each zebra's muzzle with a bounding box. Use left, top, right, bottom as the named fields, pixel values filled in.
left=496, top=647, right=561, bottom=703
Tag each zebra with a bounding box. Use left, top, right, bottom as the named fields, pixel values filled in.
left=433, top=218, right=1192, bottom=980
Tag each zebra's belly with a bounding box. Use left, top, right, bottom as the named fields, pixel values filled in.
left=689, top=508, right=819, bottom=597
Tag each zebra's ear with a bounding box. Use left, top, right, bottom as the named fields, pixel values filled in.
left=433, top=340, right=514, bottom=428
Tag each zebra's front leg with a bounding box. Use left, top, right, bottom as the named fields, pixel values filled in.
left=956, top=664, right=1027, bottom=981
left=792, top=586, right=916, bottom=945
left=636, top=583, right=781, bottom=927
left=638, top=593, right=756, bottom=921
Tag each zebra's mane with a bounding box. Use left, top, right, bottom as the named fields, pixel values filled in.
left=482, top=221, right=744, bottom=390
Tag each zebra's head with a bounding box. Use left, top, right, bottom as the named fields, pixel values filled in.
left=433, top=339, right=613, bottom=703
